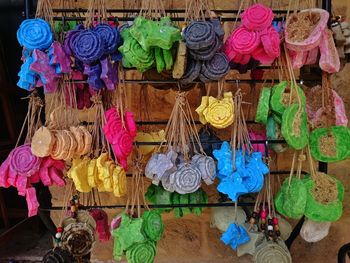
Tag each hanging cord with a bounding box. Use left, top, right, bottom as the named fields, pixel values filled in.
left=125, top=151, right=150, bottom=218
left=85, top=0, right=108, bottom=28
left=35, top=0, right=54, bottom=29
left=140, top=0, right=166, bottom=20
left=233, top=0, right=245, bottom=30
left=230, top=89, right=253, bottom=171
left=160, top=92, right=205, bottom=161
left=185, top=0, right=212, bottom=22
left=16, top=92, right=43, bottom=147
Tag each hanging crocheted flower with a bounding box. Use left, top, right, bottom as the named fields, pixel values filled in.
left=260, top=25, right=281, bottom=59
left=184, top=21, right=216, bottom=50
left=17, top=18, right=54, bottom=51
left=111, top=131, right=134, bottom=158
left=10, top=144, right=41, bottom=177
left=94, top=23, right=121, bottom=55
left=104, top=108, right=137, bottom=169
left=142, top=210, right=164, bottom=241
left=63, top=25, right=84, bottom=56
left=126, top=241, right=156, bottom=263
left=241, top=3, right=274, bottom=31
left=228, top=27, right=260, bottom=55
left=173, top=164, right=202, bottom=194
left=202, top=92, right=235, bottom=129
left=192, top=154, right=216, bottom=185
left=72, top=30, right=105, bottom=64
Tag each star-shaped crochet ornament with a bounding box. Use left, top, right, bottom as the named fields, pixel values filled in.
left=213, top=141, right=234, bottom=176
left=217, top=173, right=248, bottom=202
left=221, top=223, right=251, bottom=250
left=113, top=214, right=145, bottom=251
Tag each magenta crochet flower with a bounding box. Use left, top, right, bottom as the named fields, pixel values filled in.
left=241, top=3, right=274, bottom=31
left=229, top=27, right=260, bottom=54
left=260, top=26, right=280, bottom=58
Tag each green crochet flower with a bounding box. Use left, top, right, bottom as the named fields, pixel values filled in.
left=126, top=241, right=156, bottom=263
left=142, top=210, right=164, bottom=241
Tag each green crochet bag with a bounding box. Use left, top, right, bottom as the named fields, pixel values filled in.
left=270, top=81, right=306, bottom=116
left=310, top=126, right=350, bottom=162
left=275, top=177, right=307, bottom=219
left=255, top=87, right=271, bottom=124
left=303, top=174, right=344, bottom=222
left=281, top=104, right=309, bottom=150
left=266, top=116, right=287, bottom=153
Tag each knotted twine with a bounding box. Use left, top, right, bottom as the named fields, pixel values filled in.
left=160, top=92, right=205, bottom=161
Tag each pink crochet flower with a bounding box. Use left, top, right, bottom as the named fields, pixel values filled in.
left=252, top=44, right=275, bottom=65
left=104, top=108, right=137, bottom=169
left=0, top=158, right=10, bottom=188
left=10, top=144, right=41, bottom=177
left=229, top=26, right=260, bottom=54
left=112, top=131, right=133, bottom=158
left=260, top=26, right=280, bottom=58
left=241, top=3, right=274, bottom=31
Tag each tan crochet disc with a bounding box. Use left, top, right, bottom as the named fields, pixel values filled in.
left=64, top=130, right=78, bottom=161
left=31, top=126, right=55, bottom=157
left=79, top=126, right=92, bottom=155
left=70, top=126, right=85, bottom=156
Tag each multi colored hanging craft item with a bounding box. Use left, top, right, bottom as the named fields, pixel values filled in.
left=111, top=156, right=164, bottom=263
left=145, top=92, right=216, bottom=194
left=214, top=90, right=269, bottom=202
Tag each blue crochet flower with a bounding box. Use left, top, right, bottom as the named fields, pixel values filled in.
left=17, top=18, right=53, bottom=51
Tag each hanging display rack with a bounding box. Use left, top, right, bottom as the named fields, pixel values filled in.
left=22, top=0, right=332, bottom=255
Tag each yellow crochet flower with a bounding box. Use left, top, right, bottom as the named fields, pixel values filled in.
left=87, top=158, right=97, bottom=188
left=202, top=92, right=234, bottom=129
left=96, top=153, right=110, bottom=192
left=102, top=161, right=114, bottom=192
left=112, top=165, right=127, bottom=197
left=69, top=157, right=91, bottom=193
left=195, top=96, right=209, bottom=125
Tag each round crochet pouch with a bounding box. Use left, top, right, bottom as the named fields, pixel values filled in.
left=276, top=215, right=293, bottom=241
left=309, top=126, right=350, bottom=162
left=270, top=81, right=306, bottom=116
left=281, top=104, right=309, bottom=150
left=253, top=239, right=292, bottom=263
left=303, top=174, right=343, bottom=222
left=285, top=8, right=329, bottom=52
left=275, top=177, right=307, bottom=219
left=42, top=247, right=76, bottom=263
left=300, top=218, right=331, bottom=242
left=255, top=87, right=271, bottom=124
